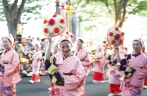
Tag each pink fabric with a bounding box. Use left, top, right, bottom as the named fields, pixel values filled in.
left=32, top=51, right=42, bottom=74
left=74, top=48, right=91, bottom=76
left=0, top=78, right=16, bottom=96
left=107, top=66, right=121, bottom=84
left=0, top=49, right=21, bottom=87
left=50, top=56, right=85, bottom=96
left=74, top=48, right=91, bottom=96
left=0, top=49, right=21, bottom=96
left=120, top=53, right=147, bottom=96
left=55, top=51, right=64, bottom=65
left=94, top=52, right=106, bottom=73
left=119, top=49, right=127, bottom=55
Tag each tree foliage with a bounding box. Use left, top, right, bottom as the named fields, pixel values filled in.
left=85, top=0, right=147, bottom=27
left=1, top=0, right=52, bottom=36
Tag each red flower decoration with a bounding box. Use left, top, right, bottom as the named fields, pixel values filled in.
left=70, top=35, right=74, bottom=38
left=106, top=44, right=108, bottom=46
left=53, top=14, right=57, bottom=17
left=60, top=19, right=65, bottom=23
left=115, top=27, right=119, bottom=31
left=44, top=28, right=48, bottom=34
left=66, top=32, right=69, bottom=34
left=115, top=34, right=121, bottom=39
left=111, top=40, right=116, bottom=44
left=43, top=20, right=47, bottom=24
left=119, top=39, right=123, bottom=44
left=121, top=32, right=125, bottom=36
left=103, top=41, right=106, bottom=43
left=109, top=32, right=113, bottom=36
left=48, top=19, right=55, bottom=26
left=54, top=27, right=60, bottom=34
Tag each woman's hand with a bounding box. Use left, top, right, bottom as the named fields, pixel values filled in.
left=114, top=44, right=119, bottom=51
left=57, top=70, right=64, bottom=78
left=47, top=33, right=56, bottom=43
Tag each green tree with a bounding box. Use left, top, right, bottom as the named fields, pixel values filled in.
left=86, top=0, right=147, bottom=27
left=1, top=0, right=51, bottom=36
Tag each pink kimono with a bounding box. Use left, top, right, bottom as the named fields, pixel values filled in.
left=50, top=52, right=85, bottom=96
left=93, top=52, right=106, bottom=81
left=31, top=50, right=42, bottom=81
left=74, top=48, right=91, bottom=76
left=120, top=53, right=147, bottom=96
left=74, top=48, right=91, bottom=96
left=107, top=66, right=121, bottom=94
left=0, top=49, right=21, bottom=96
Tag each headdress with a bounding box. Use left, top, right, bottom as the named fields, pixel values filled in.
left=5, top=33, right=14, bottom=44
left=133, top=38, right=144, bottom=47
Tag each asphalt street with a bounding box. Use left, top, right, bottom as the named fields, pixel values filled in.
left=16, top=71, right=147, bottom=96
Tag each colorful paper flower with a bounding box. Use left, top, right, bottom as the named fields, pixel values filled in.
left=70, top=34, right=74, bottom=38
left=115, top=34, right=121, bottom=39
left=109, top=32, right=113, bottom=36
left=119, top=39, right=123, bottom=44
left=48, top=19, right=55, bottom=26
left=115, top=27, right=119, bottom=31
left=43, top=20, right=48, bottom=24
left=121, top=32, right=125, bottom=36
left=54, top=27, right=60, bottom=34
left=66, top=32, right=69, bottom=34
left=53, top=14, right=57, bottom=17
left=60, top=19, right=65, bottom=24
left=111, top=40, right=116, bottom=44
left=44, top=28, right=48, bottom=34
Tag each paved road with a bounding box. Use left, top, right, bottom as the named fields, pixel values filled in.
left=17, top=71, right=147, bottom=96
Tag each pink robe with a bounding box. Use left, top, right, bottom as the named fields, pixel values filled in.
left=74, top=48, right=91, bottom=96
left=107, top=66, right=121, bottom=84
left=32, top=50, right=42, bottom=74
left=74, top=48, right=91, bottom=76
left=107, top=66, right=121, bottom=93
left=0, top=49, right=21, bottom=96
left=120, top=53, right=147, bottom=96
left=50, top=55, right=85, bottom=96
left=93, top=52, right=106, bottom=81
left=94, top=52, right=106, bottom=73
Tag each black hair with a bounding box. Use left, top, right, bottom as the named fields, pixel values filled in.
left=133, top=40, right=142, bottom=46
left=78, top=39, right=84, bottom=44
left=60, top=40, right=72, bottom=46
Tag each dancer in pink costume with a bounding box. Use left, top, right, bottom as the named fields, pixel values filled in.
left=105, top=48, right=122, bottom=96
left=74, top=39, right=91, bottom=76
left=74, top=39, right=91, bottom=96
left=46, top=34, right=85, bottom=96
left=29, top=42, right=42, bottom=84
left=0, top=34, right=21, bottom=96
left=115, top=38, right=147, bottom=96
left=92, top=45, right=106, bottom=83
